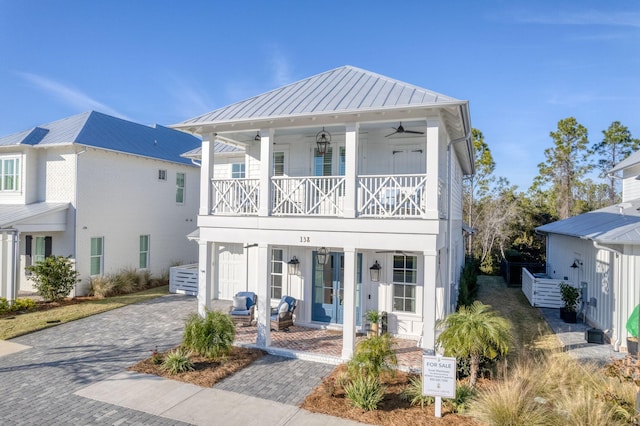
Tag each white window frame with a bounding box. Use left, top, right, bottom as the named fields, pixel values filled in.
left=139, top=235, right=150, bottom=269
left=231, top=163, right=246, bottom=179
left=90, top=237, right=104, bottom=276
left=270, top=248, right=284, bottom=300
left=392, top=255, right=418, bottom=313
left=313, top=145, right=345, bottom=176
left=176, top=172, right=185, bottom=204
left=0, top=156, right=21, bottom=192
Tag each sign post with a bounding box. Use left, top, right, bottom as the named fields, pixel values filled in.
left=422, top=354, right=456, bottom=418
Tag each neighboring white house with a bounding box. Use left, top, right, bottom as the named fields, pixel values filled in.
left=536, top=150, right=640, bottom=352
left=0, top=111, right=201, bottom=298
left=172, top=65, right=475, bottom=359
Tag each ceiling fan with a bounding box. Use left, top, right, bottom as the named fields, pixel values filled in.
left=385, top=122, right=425, bottom=138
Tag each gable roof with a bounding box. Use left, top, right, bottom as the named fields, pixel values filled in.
left=0, top=111, right=201, bottom=166
left=0, top=202, right=69, bottom=228
left=173, top=65, right=467, bottom=128
left=536, top=199, right=640, bottom=245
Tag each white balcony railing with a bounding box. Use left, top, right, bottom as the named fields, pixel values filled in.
left=272, top=176, right=345, bottom=216
left=212, top=178, right=259, bottom=215
left=357, top=174, right=428, bottom=218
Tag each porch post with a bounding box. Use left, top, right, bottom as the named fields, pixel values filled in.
left=425, top=121, right=439, bottom=219
left=0, top=230, right=18, bottom=301
left=258, top=129, right=273, bottom=217
left=422, top=251, right=438, bottom=354
left=0, top=231, right=8, bottom=299
left=256, top=243, right=271, bottom=347
left=344, top=124, right=358, bottom=218
left=197, top=240, right=213, bottom=316
left=199, top=132, right=215, bottom=216
left=342, top=247, right=357, bottom=359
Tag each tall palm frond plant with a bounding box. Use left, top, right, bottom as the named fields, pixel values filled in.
left=436, top=301, right=512, bottom=388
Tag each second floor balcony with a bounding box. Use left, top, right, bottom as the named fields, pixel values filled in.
left=210, top=173, right=447, bottom=219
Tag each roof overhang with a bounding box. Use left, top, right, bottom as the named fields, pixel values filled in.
left=0, top=202, right=69, bottom=231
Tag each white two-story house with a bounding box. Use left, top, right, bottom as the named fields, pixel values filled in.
left=172, top=66, right=474, bottom=358
left=0, top=111, right=201, bottom=299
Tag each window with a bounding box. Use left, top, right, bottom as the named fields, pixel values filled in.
left=314, top=147, right=332, bottom=176
left=392, top=255, right=417, bottom=313
left=270, top=248, right=284, bottom=300
left=158, top=169, right=167, bottom=181
left=231, top=163, right=245, bottom=179
left=0, top=157, right=20, bottom=191
left=176, top=172, right=185, bottom=204
left=90, top=237, right=104, bottom=276
left=33, top=236, right=46, bottom=264
left=273, top=152, right=285, bottom=176
left=139, top=235, right=150, bottom=269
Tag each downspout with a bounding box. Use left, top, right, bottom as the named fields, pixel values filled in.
left=593, top=240, right=623, bottom=351
left=73, top=146, right=87, bottom=296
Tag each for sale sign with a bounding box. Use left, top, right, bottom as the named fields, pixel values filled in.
left=422, top=355, right=456, bottom=398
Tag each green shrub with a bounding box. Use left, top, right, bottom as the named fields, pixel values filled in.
left=91, top=269, right=164, bottom=298
left=11, top=298, right=37, bottom=312
left=400, top=375, right=434, bottom=408
left=458, top=259, right=479, bottom=308
left=182, top=310, right=236, bottom=359
left=344, top=375, right=385, bottom=411
left=161, top=347, right=194, bottom=375
left=0, top=298, right=9, bottom=314
left=26, top=256, right=80, bottom=302
left=445, top=383, right=475, bottom=413
left=347, top=334, right=397, bottom=378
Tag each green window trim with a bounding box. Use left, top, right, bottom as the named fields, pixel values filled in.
left=139, top=235, right=150, bottom=269
left=90, top=237, right=104, bottom=276
left=176, top=172, right=185, bottom=204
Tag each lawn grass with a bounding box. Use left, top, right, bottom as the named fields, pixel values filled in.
left=0, top=286, right=170, bottom=340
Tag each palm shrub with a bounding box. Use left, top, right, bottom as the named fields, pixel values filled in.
left=182, top=310, right=236, bottom=359
left=457, top=259, right=479, bottom=308
left=347, top=333, right=397, bottom=378
left=445, top=383, right=475, bottom=413
left=436, top=301, right=512, bottom=388
left=26, top=255, right=80, bottom=302
left=161, top=347, right=194, bottom=375
left=344, top=374, right=385, bottom=411
left=400, top=375, right=434, bottom=408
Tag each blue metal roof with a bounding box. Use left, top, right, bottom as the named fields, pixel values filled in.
left=0, top=111, right=201, bottom=166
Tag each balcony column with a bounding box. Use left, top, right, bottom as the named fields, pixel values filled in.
left=258, top=129, right=274, bottom=217
left=425, top=121, right=439, bottom=219
left=422, top=250, right=438, bottom=354
left=0, top=230, right=18, bottom=301
left=199, top=132, right=215, bottom=215
left=344, top=124, right=358, bottom=218
left=197, top=240, right=214, bottom=316
left=342, top=247, right=357, bottom=359
left=256, top=243, right=271, bottom=347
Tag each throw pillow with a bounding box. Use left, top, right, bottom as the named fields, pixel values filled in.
left=278, top=301, right=289, bottom=314
left=233, top=296, right=248, bottom=311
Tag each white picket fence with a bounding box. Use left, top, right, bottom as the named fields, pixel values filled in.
left=169, top=264, right=198, bottom=296
left=522, top=267, right=570, bottom=308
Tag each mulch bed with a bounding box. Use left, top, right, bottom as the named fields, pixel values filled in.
left=0, top=296, right=100, bottom=318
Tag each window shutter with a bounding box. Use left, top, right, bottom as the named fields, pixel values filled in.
left=44, top=236, right=52, bottom=257
left=25, top=235, right=32, bottom=256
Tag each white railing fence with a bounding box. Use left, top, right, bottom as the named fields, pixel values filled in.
left=522, top=267, right=569, bottom=308
left=212, top=179, right=259, bottom=215
left=169, top=264, right=198, bottom=296
left=272, top=176, right=345, bottom=216
left=358, top=174, right=427, bottom=218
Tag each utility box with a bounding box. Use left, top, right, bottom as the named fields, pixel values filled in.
left=585, top=328, right=605, bottom=344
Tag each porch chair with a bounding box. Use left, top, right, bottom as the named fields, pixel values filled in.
left=270, top=295, right=297, bottom=331
left=229, top=291, right=257, bottom=326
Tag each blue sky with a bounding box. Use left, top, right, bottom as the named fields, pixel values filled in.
left=1, top=1, right=638, bottom=190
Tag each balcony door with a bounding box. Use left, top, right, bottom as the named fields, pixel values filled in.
left=312, top=251, right=361, bottom=325
left=392, top=146, right=424, bottom=174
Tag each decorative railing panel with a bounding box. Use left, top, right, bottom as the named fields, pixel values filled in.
left=212, top=178, right=259, bottom=215
left=357, top=174, right=427, bottom=218
left=271, top=176, right=345, bottom=216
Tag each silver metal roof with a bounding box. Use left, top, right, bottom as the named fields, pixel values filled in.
left=0, top=111, right=201, bottom=166
left=0, top=202, right=69, bottom=228
left=174, top=65, right=463, bottom=127
left=609, top=150, right=640, bottom=174
left=180, top=142, right=242, bottom=160
left=536, top=199, right=640, bottom=244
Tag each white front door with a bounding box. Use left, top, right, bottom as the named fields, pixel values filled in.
left=392, top=146, right=425, bottom=174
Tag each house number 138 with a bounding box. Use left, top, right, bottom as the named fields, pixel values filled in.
left=300, top=236, right=310, bottom=243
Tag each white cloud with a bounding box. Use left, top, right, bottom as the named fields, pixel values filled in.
left=18, top=72, right=130, bottom=119
left=514, top=9, right=640, bottom=28
left=164, top=76, right=214, bottom=119
left=267, top=44, right=292, bottom=86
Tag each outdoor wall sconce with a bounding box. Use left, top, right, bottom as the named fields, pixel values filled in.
left=287, top=256, right=300, bottom=275
left=316, top=127, right=331, bottom=155
left=369, top=261, right=382, bottom=282
left=317, top=247, right=329, bottom=265
left=570, top=260, right=583, bottom=269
